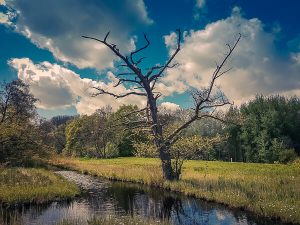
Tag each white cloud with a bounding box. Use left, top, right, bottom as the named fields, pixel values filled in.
left=195, top=0, right=205, bottom=9
left=0, top=12, right=9, bottom=24
left=194, top=0, right=206, bottom=20
left=159, top=102, right=180, bottom=113
left=161, top=7, right=300, bottom=105
left=4, top=0, right=153, bottom=70
left=9, top=58, right=146, bottom=115
left=291, top=52, right=300, bottom=65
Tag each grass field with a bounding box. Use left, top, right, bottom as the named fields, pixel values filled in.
left=0, top=167, right=79, bottom=205
left=50, top=157, right=300, bottom=224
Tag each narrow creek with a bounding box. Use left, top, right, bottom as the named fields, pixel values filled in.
left=0, top=171, right=287, bottom=225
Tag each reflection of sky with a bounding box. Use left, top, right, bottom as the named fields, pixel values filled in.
left=3, top=171, right=283, bottom=225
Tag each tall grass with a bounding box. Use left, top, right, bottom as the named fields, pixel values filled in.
left=50, top=157, right=300, bottom=224
left=0, top=168, right=79, bottom=205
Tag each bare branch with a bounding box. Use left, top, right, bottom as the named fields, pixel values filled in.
left=166, top=115, right=198, bottom=142
left=104, top=31, right=110, bottom=42
left=92, top=87, right=146, bottom=98
left=130, top=33, right=150, bottom=65
left=82, top=34, right=142, bottom=79
left=166, top=33, right=241, bottom=143
left=146, top=62, right=179, bottom=79
left=113, top=78, right=142, bottom=87
left=194, top=33, right=241, bottom=114
left=216, top=67, right=232, bottom=78
left=135, top=57, right=146, bottom=65
left=148, top=29, right=181, bottom=82
left=122, top=107, right=148, bottom=118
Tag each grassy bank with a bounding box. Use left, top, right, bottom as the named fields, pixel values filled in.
left=0, top=167, right=79, bottom=205
left=50, top=157, right=300, bottom=224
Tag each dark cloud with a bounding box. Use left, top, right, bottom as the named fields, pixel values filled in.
left=4, top=0, right=153, bottom=69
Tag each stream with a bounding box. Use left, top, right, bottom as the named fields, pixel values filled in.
left=0, top=171, right=287, bottom=225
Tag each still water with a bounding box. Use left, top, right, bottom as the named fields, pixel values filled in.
left=0, top=171, right=286, bottom=225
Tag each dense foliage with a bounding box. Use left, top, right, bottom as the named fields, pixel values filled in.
left=0, top=79, right=44, bottom=166
left=1, top=79, right=299, bottom=165
left=224, top=95, right=299, bottom=163
left=63, top=105, right=146, bottom=158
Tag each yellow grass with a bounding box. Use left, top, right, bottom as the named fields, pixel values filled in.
left=50, top=157, right=300, bottom=224
left=0, top=167, right=79, bottom=205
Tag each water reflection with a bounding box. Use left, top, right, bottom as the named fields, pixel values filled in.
left=0, top=171, right=287, bottom=225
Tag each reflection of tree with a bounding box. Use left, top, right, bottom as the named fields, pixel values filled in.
left=0, top=200, right=72, bottom=225
left=230, top=208, right=285, bottom=225
left=108, top=182, right=140, bottom=215
left=160, top=196, right=185, bottom=224
left=1, top=173, right=288, bottom=225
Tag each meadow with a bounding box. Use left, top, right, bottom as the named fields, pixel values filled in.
left=0, top=167, right=79, bottom=205
left=50, top=157, right=300, bottom=224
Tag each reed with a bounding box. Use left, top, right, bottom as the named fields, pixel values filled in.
left=0, top=168, right=79, bottom=205
left=50, top=157, right=300, bottom=224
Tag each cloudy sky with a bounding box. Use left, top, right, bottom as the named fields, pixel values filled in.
left=0, top=0, right=299, bottom=118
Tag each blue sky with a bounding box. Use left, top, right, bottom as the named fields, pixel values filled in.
left=0, top=0, right=300, bottom=118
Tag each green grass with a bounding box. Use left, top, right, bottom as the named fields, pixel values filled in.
left=56, top=216, right=170, bottom=225
left=50, top=157, right=300, bottom=224
left=0, top=167, right=79, bottom=205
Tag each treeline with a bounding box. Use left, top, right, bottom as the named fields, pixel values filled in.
left=1, top=79, right=299, bottom=165
left=225, top=95, right=300, bottom=163
left=43, top=95, right=300, bottom=164
left=51, top=105, right=146, bottom=158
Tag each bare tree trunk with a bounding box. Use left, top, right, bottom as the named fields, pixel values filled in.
left=159, top=145, right=174, bottom=180
left=148, top=92, right=175, bottom=180
left=155, top=124, right=174, bottom=180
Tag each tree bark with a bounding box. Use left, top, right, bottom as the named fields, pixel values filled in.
left=159, top=145, right=174, bottom=180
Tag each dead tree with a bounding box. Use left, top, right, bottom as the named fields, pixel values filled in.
left=82, top=30, right=241, bottom=181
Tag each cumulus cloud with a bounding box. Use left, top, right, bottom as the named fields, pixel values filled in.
left=3, top=0, right=153, bottom=70
left=161, top=7, right=300, bottom=105
left=9, top=58, right=146, bottom=115
left=159, top=102, right=180, bottom=112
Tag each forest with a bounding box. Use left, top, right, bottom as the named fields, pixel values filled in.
left=1, top=79, right=299, bottom=167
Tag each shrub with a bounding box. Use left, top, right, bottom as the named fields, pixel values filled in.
left=133, top=142, right=158, bottom=158
left=105, top=142, right=119, bottom=158
left=278, top=148, right=297, bottom=163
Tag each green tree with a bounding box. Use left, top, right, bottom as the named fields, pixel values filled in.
left=225, top=95, right=300, bottom=163
left=110, top=105, right=149, bottom=157
left=0, top=79, right=43, bottom=166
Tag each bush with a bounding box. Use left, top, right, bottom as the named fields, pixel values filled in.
left=278, top=148, right=297, bottom=164
left=133, top=142, right=158, bottom=158
left=105, top=142, right=119, bottom=158
left=269, top=138, right=297, bottom=163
